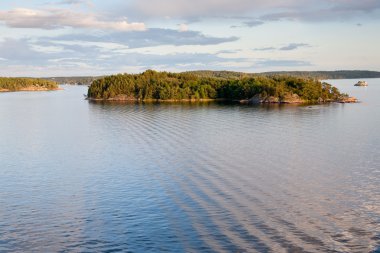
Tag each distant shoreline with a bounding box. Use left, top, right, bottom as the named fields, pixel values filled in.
left=0, top=77, right=60, bottom=92
left=0, top=87, right=63, bottom=92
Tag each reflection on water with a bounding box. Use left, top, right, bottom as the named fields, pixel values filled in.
left=0, top=80, right=379, bottom=252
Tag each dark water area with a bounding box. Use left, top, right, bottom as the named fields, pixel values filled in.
left=0, top=79, right=379, bottom=252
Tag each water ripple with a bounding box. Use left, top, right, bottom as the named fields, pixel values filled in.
left=0, top=84, right=379, bottom=252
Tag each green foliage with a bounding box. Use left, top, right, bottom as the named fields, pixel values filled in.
left=0, top=77, right=58, bottom=91
left=87, top=70, right=345, bottom=102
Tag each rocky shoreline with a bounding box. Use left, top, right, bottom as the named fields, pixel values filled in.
left=239, top=93, right=358, bottom=104
left=337, top=97, right=358, bottom=103
left=87, top=95, right=223, bottom=103
left=87, top=93, right=358, bottom=104
left=239, top=93, right=305, bottom=104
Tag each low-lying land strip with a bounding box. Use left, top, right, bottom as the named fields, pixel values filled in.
left=0, top=77, right=59, bottom=92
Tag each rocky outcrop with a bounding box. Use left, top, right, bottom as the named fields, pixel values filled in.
left=240, top=94, right=265, bottom=104
left=265, top=96, right=280, bottom=103
left=240, top=93, right=360, bottom=104
left=354, top=81, right=368, bottom=86
left=241, top=93, right=305, bottom=104
left=280, top=93, right=305, bottom=104
left=338, top=96, right=358, bottom=103
left=106, top=94, right=136, bottom=101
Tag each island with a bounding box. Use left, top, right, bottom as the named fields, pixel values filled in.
left=87, top=70, right=357, bottom=104
left=0, top=77, right=59, bottom=92
left=40, top=70, right=380, bottom=86
left=354, top=81, right=368, bottom=87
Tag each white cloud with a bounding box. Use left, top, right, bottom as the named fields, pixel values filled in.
left=41, top=28, right=238, bottom=49
left=0, top=8, right=146, bottom=31
left=279, top=43, right=311, bottom=51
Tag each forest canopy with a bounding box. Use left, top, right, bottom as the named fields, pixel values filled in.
left=87, top=70, right=346, bottom=103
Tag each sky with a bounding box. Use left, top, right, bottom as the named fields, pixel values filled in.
left=0, top=0, right=379, bottom=77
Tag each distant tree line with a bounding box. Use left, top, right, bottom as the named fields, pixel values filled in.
left=43, top=76, right=101, bottom=86
left=0, top=77, right=58, bottom=91
left=258, top=70, right=380, bottom=80
left=189, top=70, right=380, bottom=80
left=87, top=70, right=345, bottom=102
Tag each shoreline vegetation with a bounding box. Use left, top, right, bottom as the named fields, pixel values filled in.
left=0, top=77, right=59, bottom=92
left=87, top=70, right=357, bottom=104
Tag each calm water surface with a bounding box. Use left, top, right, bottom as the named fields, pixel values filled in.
left=0, top=79, right=379, bottom=252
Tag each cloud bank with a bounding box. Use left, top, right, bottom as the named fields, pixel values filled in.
left=45, top=28, right=238, bottom=48
left=0, top=8, right=146, bottom=31
left=0, top=0, right=379, bottom=76
left=124, top=0, right=380, bottom=23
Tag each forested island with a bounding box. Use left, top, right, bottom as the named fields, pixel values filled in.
left=38, top=70, right=380, bottom=86
left=0, top=77, right=59, bottom=92
left=87, top=70, right=355, bottom=104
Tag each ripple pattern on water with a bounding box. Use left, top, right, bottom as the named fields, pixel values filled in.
left=0, top=82, right=379, bottom=252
